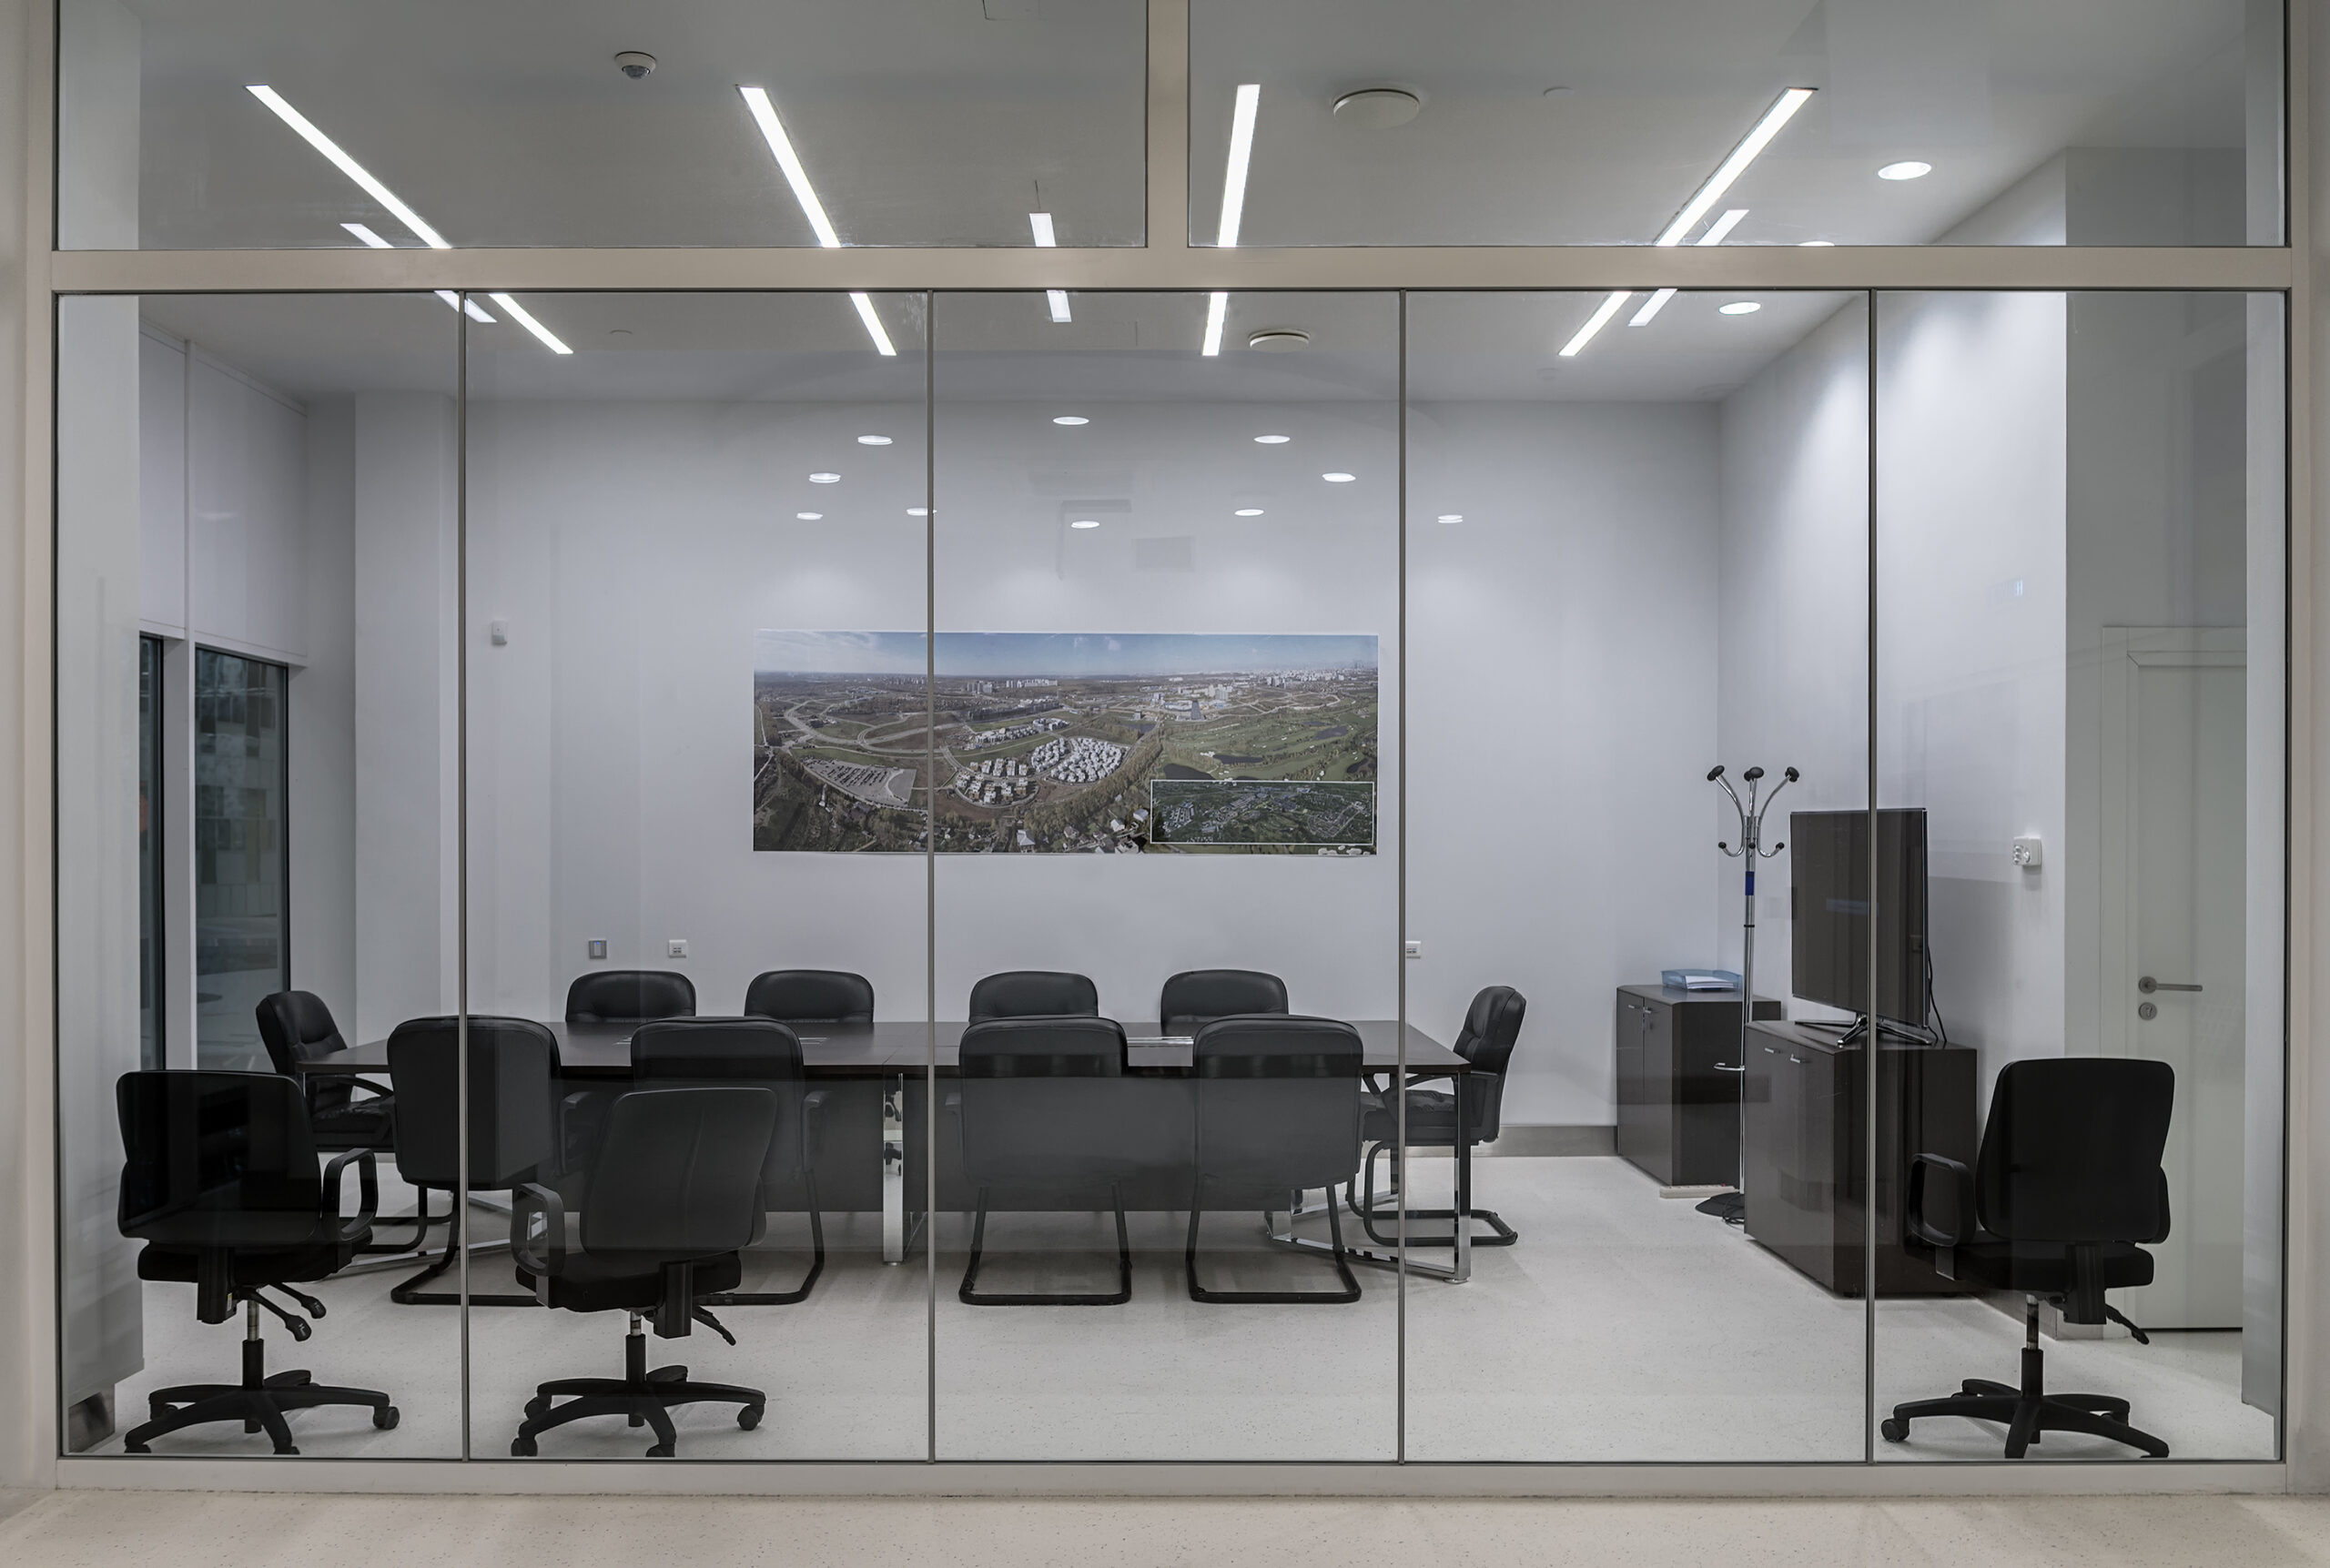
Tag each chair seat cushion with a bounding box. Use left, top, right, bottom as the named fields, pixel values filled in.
left=1359, top=1088, right=1461, bottom=1146
left=309, top=1096, right=394, bottom=1147
left=516, top=1250, right=744, bottom=1313
left=1945, top=1236, right=2156, bottom=1296
left=137, top=1238, right=358, bottom=1288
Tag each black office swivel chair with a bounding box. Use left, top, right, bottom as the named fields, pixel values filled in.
left=968, top=969, right=1099, bottom=1022
left=254, top=989, right=438, bottom=1254
left=956, top=1017, right=1149, bottom=1306
left=509, top=1086, right=776, bottom=1457
left=566, top=969, right=697, bottom=1024
left=743, top=968, right=875, bottom=1025
left=632, top=1017, right=827, bottom=1304
left=1158, top=969, right=1289, bottom=1033
left=1883, top=1057, right=2176, bottom=1459
left=1186, top=1016, right=1365, bottom=1304
left=115, top=1071, right=398, bottom=1454
left=384, top=1016, right=563, bottom=1307
left=1353, top=985, right=1527, bottom=1248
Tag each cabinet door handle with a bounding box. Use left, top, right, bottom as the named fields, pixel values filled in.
left=1712, top=1063, right=1745, bottom=1073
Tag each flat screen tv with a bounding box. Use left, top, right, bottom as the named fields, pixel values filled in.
left=1789, top=807, right=1929, bottom=1028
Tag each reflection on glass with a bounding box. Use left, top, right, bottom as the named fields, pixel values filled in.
left=1871, top=290, right=2284, bottom=1461
left=194, top=649, right=288, bottom=1070
left=1191, top=1, right=2281, bottom=247
left=138, top=633, right=162, bottom=1072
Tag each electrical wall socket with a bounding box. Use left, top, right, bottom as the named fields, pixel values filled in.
left=667, top=938, right=688, bottom=958
left=587, top=939, right=607, bottom=960
left=1403, top=940, right=1423, bottom=959
left=489, top=619, right=510, bottom=646
left=2011, top=835, right=2044, bottom=870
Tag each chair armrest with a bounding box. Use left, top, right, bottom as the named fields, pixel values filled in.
left=803, top=1089, right=832, bottom=1164
left=322, top=1148, right=380, bottom=1242
left=348, top=1077, right=396, bottom=1100
left=511, top=1183, right=566, bottom=1301
left=1906, top=1152, right=1972, bottom=1255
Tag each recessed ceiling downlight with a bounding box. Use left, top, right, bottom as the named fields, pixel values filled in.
left=1322, top=472, right=1357, bottom=483
left=907, top=508, right=929, bottom=518
left=1332, top=87, right=1421, bottom=129
left=795, top=511, right=823, bottom=521
left=1254, top=434, right=1291, bottom=444
left=1247, top=329, right=1311, bottom=352
left=1437, top=514, right=1464, bottom=524
left=1717, top=300, right=1762, bottom=316
left=856, top=434, right=892, bottom=446
left=809, top=471, right=841, bottom=482
left=1235, top=508, right=1265, bottom=517
left=1052, top=415, right=1089, bottom=426
left=1878, top=160, right=1932, bottom=181
left=1070, top=519, right=1101, bottom=530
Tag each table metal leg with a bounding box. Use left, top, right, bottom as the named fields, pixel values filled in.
left=1452, top=1091, right=1474, bottom=1284
left=882, top=1073, right=906, bottom=1265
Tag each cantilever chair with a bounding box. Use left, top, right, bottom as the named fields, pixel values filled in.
left=743, top=969, right=875, bottom=1026
left=1884, top=1057, right=2175, bottom=1459
left=384, top=1016, right=562, bottom=1307
left=1158, top=969, right=1289, bottom=1033
left=255, top=989, right=437, bottom=1253
left=632, top=1017, right=828, bottom=1304
left=510, top=1086, right=776, bottom=1458
left=967, top=970, right=1099, bottom=1023
left=116, top=1070, right=397, bottom=1454
left=565, top=969, right=696, bottom=1024
left=955, top=1017, right=1146, bottom=1306
left=1353, top=985, right=1527, bottom=1248
left=1187, top=1016, right=1365, bottom=1304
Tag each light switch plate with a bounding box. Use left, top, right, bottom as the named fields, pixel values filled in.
left=667, top=938, right=688, bottom=958
left=489, top=619, right=510, bottom=646
left=1403, top=940, right=1423, bottom=959
left=587, top=939, right=607, bottom=960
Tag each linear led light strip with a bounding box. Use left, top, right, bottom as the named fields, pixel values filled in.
left=248, top=86, right=571, bottom=352
left=739, top=85, right=896, bottom=356
left=1029, top=213, right=1071, bottom=323
left=1202, top=83, right=1261, bottom=357
left=1628, top=207, right=1748, bottom=327
left=1560, top=87, right=1813, bottom=358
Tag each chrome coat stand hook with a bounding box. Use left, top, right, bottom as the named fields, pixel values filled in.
left=1704, top=763, right=1797, bottom=1225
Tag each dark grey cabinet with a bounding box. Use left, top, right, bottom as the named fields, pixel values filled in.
left=1614, top=985, right=1779, bottom=1188
left=1741, top=1019, right=1979, bottom=1297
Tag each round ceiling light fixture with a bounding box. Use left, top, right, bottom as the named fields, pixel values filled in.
left=1052, top=415, right=1089, bottom=426
left=1717, top=300, right=1762, bottom=316
left=1437, top=513, right=1464, bottom=524
left=1322, top=472, right=1357, bottom=483
left=808, top=471, right=841, bottom=483
left=1878, top=160, right=1932, bottom=181
left=1069, top=518, right=1100, bottom=530
left=1332, top=87, right=1422, bottom=130
left=856, top=434, right=892, bottom=446
left=1234, top=508, right=1265, bottom=517
left=795, top=511, right=823, bottom=521
left=1254, top=433, right=1291, bottom=444
left=614, top=51, right=657, bottom=80
left=1247, top=329, right=1311, bottom=352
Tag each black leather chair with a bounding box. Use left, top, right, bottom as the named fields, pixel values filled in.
left=115, top=1070, right=398, bottom=1454
left=743, top=969, right=875, bottom=1025
left=1186, top=1016, right=1364, bottom=1303
left=632, top=1017, right=827, bottom=1304
left=254, top=989, right=439, bottom=1253
left=1353, top=985, right=1527, bottom=1248
left=1159, top=969, right=1289, bottom=1033
left=968, top=970, right=1099, bottom=1023
left=956, top=1017, right=1147, bottom=1306
left=384, top=1017, right=563, bottom=1307
left=509, top=1086, right=777, bottom=1457
left=565, top=970, right=697, bottom=1024
left=1883, top=1057, right=2176, bottom=1459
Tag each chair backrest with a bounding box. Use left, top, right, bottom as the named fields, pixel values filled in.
left=116, top=1070, right=326, bottom=1249
left=385, top=1017, right=562, bottom=1189
left=1190, top=1016, right=1363, bottom=1190
left=957, top=1017, right=1142, bottom=1185
left=967, top=969, right=1099, bottom=1023
left=1159, top=969, right=1289, bottom=1033
left=582, top=1087, right=777, bottom=1260
left=564, top=969, right=697, bottom=1025
left=1451, top=985, right=1527, bottom=1142
left=254, top=990, right=349, bottom=1071
left=743, top=968, right=875, bottom=1025
left=1976, top=1057, right=2174, bottom=1245
left=631, top=1017, right=809, bottom=1179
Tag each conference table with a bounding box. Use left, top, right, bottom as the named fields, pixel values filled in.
left=317, top=1017, right=1480, bottom=1284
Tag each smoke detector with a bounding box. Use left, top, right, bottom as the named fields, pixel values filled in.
left=1332, top=87, right=1421, bottom=129
left=1247, top=329, right=1311, bottom=352
left=614, top=52, right=657, bottom=80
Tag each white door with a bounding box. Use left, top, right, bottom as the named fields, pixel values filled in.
left=2101, top=629, right=2245, bottom=1329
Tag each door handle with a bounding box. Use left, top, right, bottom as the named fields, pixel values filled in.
left=2138, top=976, right=2202, bottom=994
left=1711, top=1063, right=1745, bottom=1073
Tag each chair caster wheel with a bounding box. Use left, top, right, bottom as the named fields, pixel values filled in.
left=511, top=1434, right=538, bottom=1456
left=273, top=1446, right=300, bottom=1456
left=373, top=1406, right=400, bottom=1431
left=645, top=1442, right=675, bottom=1458
left=1880, top=1418, right=1910, bottom=1443
left=524, top=1398, right=550, bottom=1421
left=739, top=1405, right=763, bottom=1431
left=123, top=1441, right=149, bottom=1454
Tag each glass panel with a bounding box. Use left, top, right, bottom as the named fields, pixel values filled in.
left=930, top=290, right=1399, bottom=1459
left=464, top=292, right=932, bottom=1460
left=58, top=0, right=1146, bottom=250
left=1402, top=289, right=1871, bottom=1459
left=56, top=293, right=464, bottom=1456
left=1870, top=290, right=2284, bottom=1461
left=1191, top=1, right=2282, bottom=247
left=138, top=633, right=163, bottom=1072
left=194, top=648, right=288, bottom=1069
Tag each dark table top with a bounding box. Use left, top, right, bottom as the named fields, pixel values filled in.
left=325, top=1018, right=1462, bottom=1080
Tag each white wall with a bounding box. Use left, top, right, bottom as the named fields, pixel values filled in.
left=292, top=400, right=359, bottom=1025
